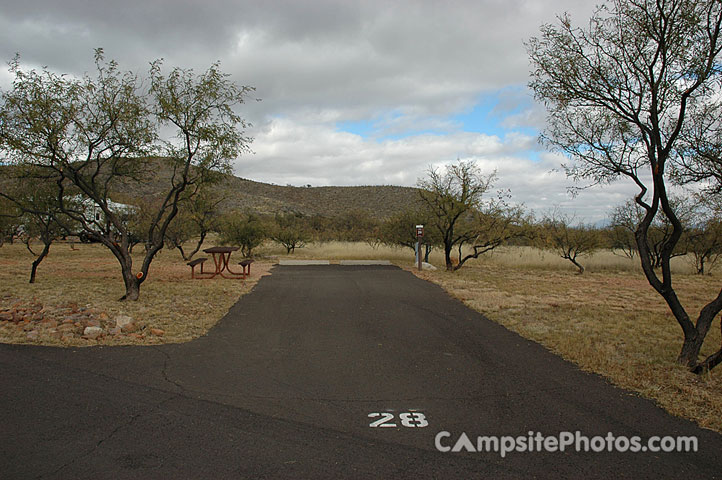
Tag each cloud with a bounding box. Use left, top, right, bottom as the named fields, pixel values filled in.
left=239, top=115, right=640, bottom=223
left=0, top=0, right=625, bottom=221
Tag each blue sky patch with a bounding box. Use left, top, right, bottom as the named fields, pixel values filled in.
left=336, top=86, right=539, bottom=142
left=336, top=119, right=375, bottom=138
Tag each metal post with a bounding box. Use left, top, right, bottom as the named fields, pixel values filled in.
left=416, top=225, right=424, bottom=271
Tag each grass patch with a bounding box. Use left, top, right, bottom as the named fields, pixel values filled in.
left=0, top=241, right=271, bottom=346
left=410, top=255, right=722, bottom=433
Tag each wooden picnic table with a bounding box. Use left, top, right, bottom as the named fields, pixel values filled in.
left=201, top=246, right=245, bottom=279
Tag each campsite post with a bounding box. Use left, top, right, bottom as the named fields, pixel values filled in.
left=416, top=225, right=424, bottom=271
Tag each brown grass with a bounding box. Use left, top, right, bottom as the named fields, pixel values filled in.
left=0, top=241, right=272, bottom=346
left=408, top=254, right=722, bottom=433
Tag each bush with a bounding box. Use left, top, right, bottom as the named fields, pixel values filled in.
left=218, top=212, right=268, bottom=258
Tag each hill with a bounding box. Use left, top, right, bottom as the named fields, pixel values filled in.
left=216, top=175, right=421, bottom=218
left=112, top=160, right=421, bottom=219
left=1, top=160, right=422, bottom=219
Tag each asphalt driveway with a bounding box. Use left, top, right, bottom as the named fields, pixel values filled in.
left=1, top=265, right=720, bottom=479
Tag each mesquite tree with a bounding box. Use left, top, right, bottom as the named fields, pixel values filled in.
left=218, top=212, right=268, bottom=258
left=164, top=189, right=224, bottom=261
left=540, top=211, right=600, bottom=274
left=609, top=198, right=692, bottom=267
left=418, top=160, right=526, bottom=271
left=0, top=50, right=254, bottom=300
left=271, top=212, right=310, bottom=254
left=1, top=170, right=74, bottom=283
left=528, top=0, right=722, bottom=372
left=380, top=208, right=441, bottom=263
left=0, top=193, right=22, bottom=246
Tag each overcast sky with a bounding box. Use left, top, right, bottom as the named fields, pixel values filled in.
left=0, top=0, right=642, bottom=223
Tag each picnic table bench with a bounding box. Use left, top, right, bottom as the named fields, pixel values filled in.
left=187, top=257, right=209, bottom=279
left=239, top=259, right=254, bottom=276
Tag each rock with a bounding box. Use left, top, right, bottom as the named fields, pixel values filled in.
left=28, top=303, right=43, bottom=313
left=48, top=329, right=62, bottom=340
left=86, top=318, right=101, bottom=327
left=128, top=333, right=144, bottom=340
left=149, top=328, right=165, bottom=336
left=58, top=323, right=77, bottom=333
left=421, top=262, right=437, bottom=271
left=83, top=326, right=103, bottom=339
left=121, top=322, right=138, bottom=333
left=114, top=315, right=134, bottom=329
left=60, top=334, right=75, bottom=342
left=40, top=319, right=58, bottom=328
left=26, top=331, right=39, bottom=341
left=107, top=326, right=122, bottom=335
left=62, top=318, right=74, bottom=325
left=98, top=312, right=109, bottom=321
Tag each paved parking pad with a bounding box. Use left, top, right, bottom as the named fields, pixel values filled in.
left=1, top=265, right=721, bottom=479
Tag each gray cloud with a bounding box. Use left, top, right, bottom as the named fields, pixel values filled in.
left=0, top=0, right=626, bottom=221
left=0, top=0, right=596, bottom=113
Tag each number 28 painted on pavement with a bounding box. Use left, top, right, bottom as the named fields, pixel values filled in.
left=368, top=412, right=428, bottom=428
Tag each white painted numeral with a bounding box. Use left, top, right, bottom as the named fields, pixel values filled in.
left=399, top=412, right=428, bottom=428
left=368, top=412, right=427, bottom=428
left=368, top=412, right=397, bottom=428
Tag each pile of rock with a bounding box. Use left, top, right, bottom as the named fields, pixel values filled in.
left=0, top=301, right=165, bottom=344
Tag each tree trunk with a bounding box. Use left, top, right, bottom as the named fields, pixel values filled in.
left=693, top=347, right=722, bottom=374
left=24, top=237, right=37, bottom=256
left=183, top=232, right=207, bottom=261
left=569, top=257, right=585, bottom=274
left=120, top=270, right=141, bottom=301
left=677, top=333, right=703, bottom=367
left=444, top=244, right=453, bottom=271
left=29, top=241, right=51, bottom=284
left=115, top=248, right=142, bottom=301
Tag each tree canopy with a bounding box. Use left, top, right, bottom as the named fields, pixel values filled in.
left=0, top=49, right=254, bottom=300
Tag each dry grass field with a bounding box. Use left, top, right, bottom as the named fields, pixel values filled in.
left=268, top=241, right=722, bottom=433
left=0, top=241, right=272, bottom=346
left=2, top=239, right=721, bottom=433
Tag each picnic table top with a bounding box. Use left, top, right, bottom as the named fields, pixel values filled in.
left=203, top=246, right=240, bottom=254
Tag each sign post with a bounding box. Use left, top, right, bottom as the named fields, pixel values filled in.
left=415, top=225, right=424, bottom=271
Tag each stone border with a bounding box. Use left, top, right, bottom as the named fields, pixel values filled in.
left=338, top=260, right=393, bottom=265
left=278, top=260, right=331, bottom=265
